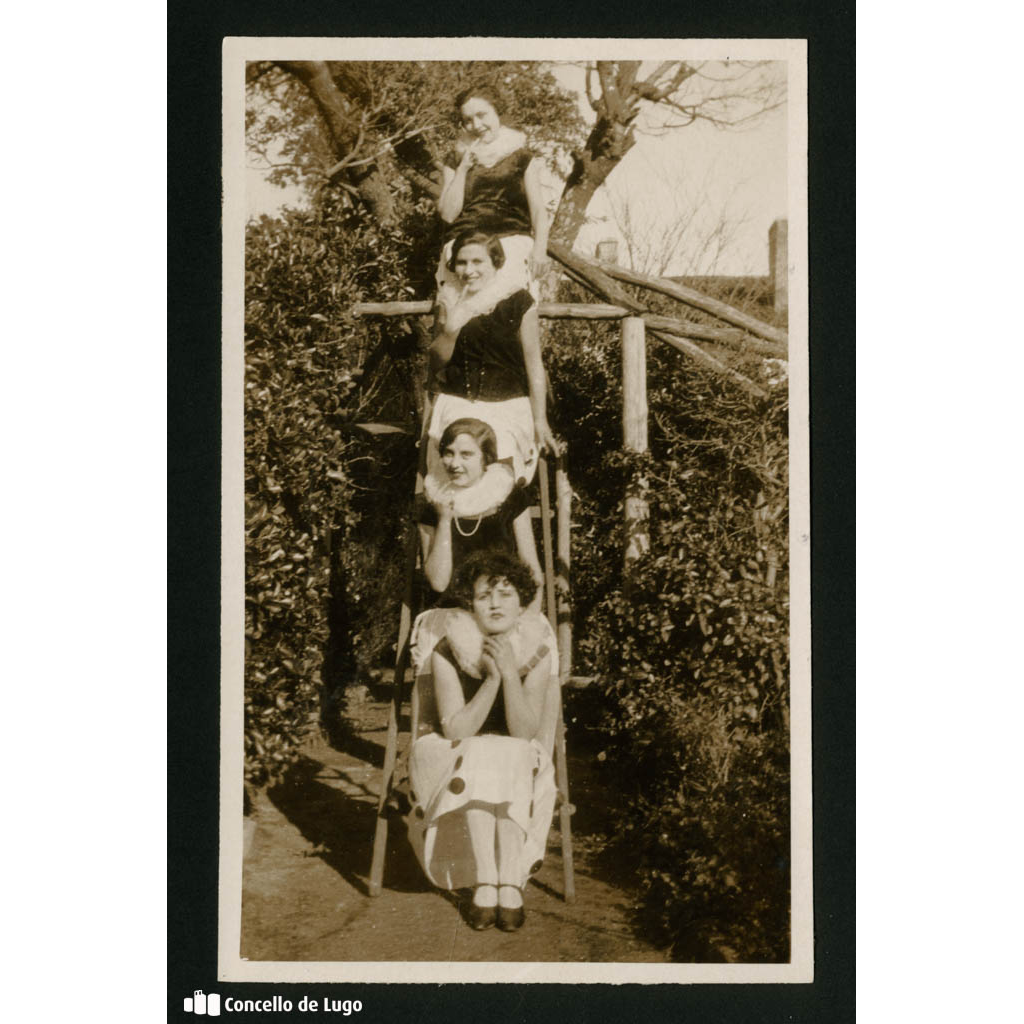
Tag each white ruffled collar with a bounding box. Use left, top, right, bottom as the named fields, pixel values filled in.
left=437, top=279, right=523, bottom=326
left=423, top=461, right=514, bottom=518
left=457, top=126, right=527, bottom=169
left=444, top=607, right=550, bottom=679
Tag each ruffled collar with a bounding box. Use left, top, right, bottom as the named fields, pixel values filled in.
left=437, top=280, right=521, bottom=326
left=458, top=126, right=526, bottom=169
left=444, top=607, right=550, bottom=679
left=423, top=461, right=514, bottom=518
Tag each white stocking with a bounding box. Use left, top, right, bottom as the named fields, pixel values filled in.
left=496, top=815, right=524, bottom=905
left=465, top=807, right=498, bottom=889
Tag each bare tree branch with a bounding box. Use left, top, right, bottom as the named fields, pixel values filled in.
left=583, top=62, right=600, bottom=114
left=616, top=60, right=642, bottom=99
left=640, top=62, right=698, bottom=103
left=596, top=62, right=620, bottom=120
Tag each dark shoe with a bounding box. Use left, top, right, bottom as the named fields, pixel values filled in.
left=496, top=904, right=525, bottom=931
left=466, top=902, right=496, bottom=931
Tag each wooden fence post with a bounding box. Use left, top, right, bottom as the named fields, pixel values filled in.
left=621, top=316, right=649, bottom=567
left=769, top=218, right=789, bottom=317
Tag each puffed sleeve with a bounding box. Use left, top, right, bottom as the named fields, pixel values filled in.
left=501, top=289, right=535, bottom=330
left=503, top=482, right=532, bottom=521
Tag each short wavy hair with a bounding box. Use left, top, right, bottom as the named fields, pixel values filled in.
left=450, top=549, right=538, bottom=611
left=454, top=82, right=506, bottom=119
left=446, top=231, right=506, bottom=273
left=439, top=418, right=499, bottom=467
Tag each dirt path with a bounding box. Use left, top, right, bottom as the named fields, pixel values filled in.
left=241, top=700, right=669, bottom=963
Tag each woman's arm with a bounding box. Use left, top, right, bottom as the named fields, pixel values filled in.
left=419, top=516, right=454, bottom=593
left=434, top=648, right=501, bottom=740
left=430, top=291, right=477, bottom=379
left=484, top=636, right=551, bottom=741
left=437, top=148, right=475, bottom=223
left=511, top=509, right=543, bottom=614
left=523, top=157, right=550, bottom=276
left=428, top=327, right=457, bottom=388
left=519, top=305, right=560, bottom=454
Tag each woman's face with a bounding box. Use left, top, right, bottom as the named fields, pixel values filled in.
left=441, top=432, right=486, bottom=488
left=453, top=243, right=496, bottom=294
left=460, top=96, right=501, bottom=143
left=472, top=576, right=522, bottom=634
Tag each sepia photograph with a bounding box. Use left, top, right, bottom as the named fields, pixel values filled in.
left=220, top=37, right=810, bottom=984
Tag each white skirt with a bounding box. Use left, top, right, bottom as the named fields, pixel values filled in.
left=406, top=732, right=557, bottom=891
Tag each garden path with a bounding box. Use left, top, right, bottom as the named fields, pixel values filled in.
left=240, top=698, right=669, bottom=964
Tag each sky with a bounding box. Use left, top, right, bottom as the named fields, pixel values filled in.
left=547, top=61, right=787, bottom=277
left=246, top=61, right=788, bottom=277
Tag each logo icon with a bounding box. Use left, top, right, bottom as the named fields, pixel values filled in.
left=184, top=990, right=221, bottom=1016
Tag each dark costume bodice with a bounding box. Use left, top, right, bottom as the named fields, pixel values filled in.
left=415, top=483, right=531, bottom=604
left=433, top=635, right=549, bottom=736
left=438, top=290, right=534, bottom=402
left=444, top=148, right=534, bottom=243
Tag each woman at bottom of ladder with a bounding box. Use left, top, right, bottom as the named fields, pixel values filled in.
left=406, top=549, right=559, bottom=931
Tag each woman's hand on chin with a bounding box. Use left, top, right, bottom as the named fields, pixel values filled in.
left=482, top=635, right=518, bottom=680
left=480, top=652, right=501, bottom=686
left=442, top=300, right=475, bottom=336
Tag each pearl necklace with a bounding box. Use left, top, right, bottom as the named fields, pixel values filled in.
left=453, top=514, right=482, bottom=537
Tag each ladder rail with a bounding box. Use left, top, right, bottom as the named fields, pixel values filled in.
left=539, top=455, right=576, bottom=902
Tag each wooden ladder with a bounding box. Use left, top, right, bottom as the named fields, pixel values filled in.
left=368, top=452, right=576, bottom=902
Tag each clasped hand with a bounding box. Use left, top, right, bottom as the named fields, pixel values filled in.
left=480, top=635, right=518, bottom=683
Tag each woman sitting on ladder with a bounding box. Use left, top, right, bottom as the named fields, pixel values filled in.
left=406, top=549, right=559, bottom=931
left=435, top=81, right=550, bottom=319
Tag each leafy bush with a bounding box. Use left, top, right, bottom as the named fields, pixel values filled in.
left=243, top=192, right=429, bottom=786
left=547, top=284, right=791, bottom=961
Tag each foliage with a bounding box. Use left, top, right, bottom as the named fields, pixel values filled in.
left=243, top=191, right=428, bottom=786
left=246, top=61, right=586, bottom=192
left=547, top=281, right=790, bottom=961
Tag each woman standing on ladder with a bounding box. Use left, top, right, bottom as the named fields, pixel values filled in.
left=426, top=230, right=560, bottom=489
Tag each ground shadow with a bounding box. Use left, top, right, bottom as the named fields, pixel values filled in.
left=321, top=728, right=390, bottom=769
left=267, top=755, right=430, bottom=896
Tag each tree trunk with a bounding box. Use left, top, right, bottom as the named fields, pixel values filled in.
left=275, top=60, right=397, bottom=224
left=551, top=118, right=637, bottom=246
